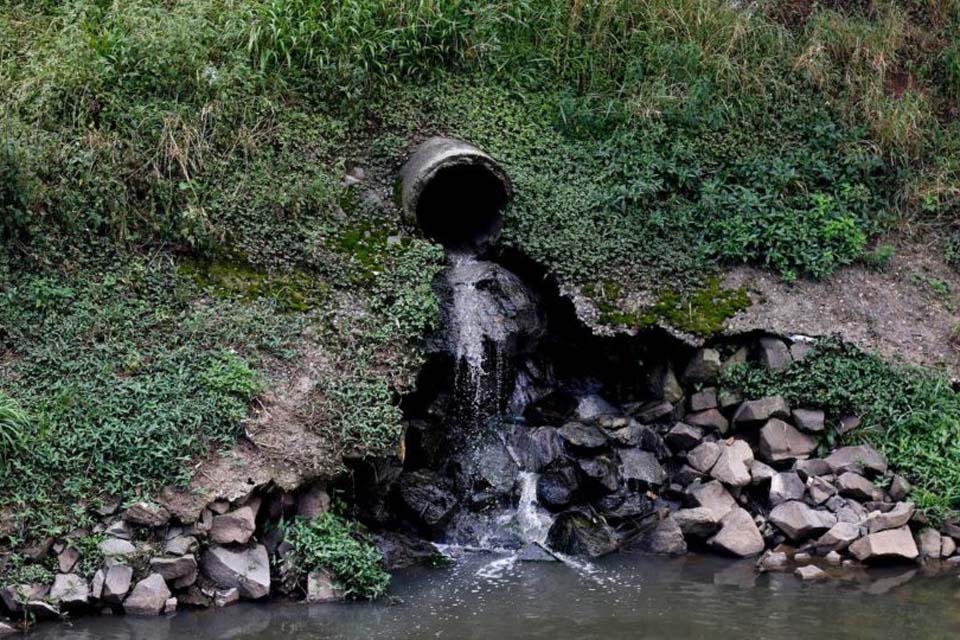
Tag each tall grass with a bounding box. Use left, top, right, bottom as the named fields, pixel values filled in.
left=0, top=394, right=30, bottom=465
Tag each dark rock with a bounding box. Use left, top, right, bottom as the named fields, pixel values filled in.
left=633, top=516, right=687, bottom=555
left=689, top=388, right=718, bottom=412
left=559, top=422, right=608, bottom=450
left=733, top=396, right=790, bottom=425
left=399, top=470, right=458, bottom=527
left=888, top=475, right=913, bottom=502
left=201, top=545, right=270, bottom=600
left=665, top=422, right=703, bottom=452
left=673, top=464, right=706, bottom=486
left=124, top=574, right=172, bottom=616
left=518, top=542, right=559, bottom=562
left=619, top=449, right=666, bottom=487
left=537, top=465, right=581, bottom=510
left=837, top=472, right=884, bottom=502
left=682, top=349, right=722, bottom=385
left=373, top=531, right=441, bottom=570
left=791, top=408, right=825, bottom=433
left=523, top=390, right=576, bottom=424
left=632, top=401, right=675, bottom=424
left=577, top=456, right=620, bottom=493
left=849, top=527, right=919, bottom=563
left=674, top=508, right=723, bottom=537
left=575, top=394, right=618, bottom=422
left=593, top=490, right=654, bottom=520
left=757, top=337, right=792, bottom=371
left=297, top=482, right=331, bottom=519
left=652, top=363, right=684, bottom=404
left=685, top=409, right=729, bottom=434
left=769, top=501, right=837, bottom=541
left=709, top=508, right=765, bottom=557
left=759, top=419, right=818, bottom=463
left=504, top=426, right=562, bottom=472
left=717, top=388, right=743, bottom=410
left=770, top=472, right=806, bottom=506
left=609, top=424, right=671, bottom=460
left=123, top=502, right=171, bottom=528
left=547, top=512, right=618, bottom=557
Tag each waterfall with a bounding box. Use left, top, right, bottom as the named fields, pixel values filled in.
left=517, top=471, right=553, bottom=545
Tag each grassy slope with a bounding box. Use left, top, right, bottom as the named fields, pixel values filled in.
left=1, top=0, right=959, bottom=543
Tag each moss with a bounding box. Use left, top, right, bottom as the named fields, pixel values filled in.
left=179, top=257, right=327, bottom=313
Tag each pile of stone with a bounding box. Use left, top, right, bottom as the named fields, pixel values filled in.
left=0, top=480, right=336, bottom=625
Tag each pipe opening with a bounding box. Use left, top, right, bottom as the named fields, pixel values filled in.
left=416, top=163, right=507, bottom=251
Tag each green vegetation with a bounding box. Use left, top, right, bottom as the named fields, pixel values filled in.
left=0, top=393, right=30, bottom=465
left=279, top=513, right=390, bottom=599
left=723, top=339, right=960, bottom=521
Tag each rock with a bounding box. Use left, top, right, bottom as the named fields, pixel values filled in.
left=518, top=542, right=558, bottom=562
left=150, top=554, right=198, bottom=582
left=866, top=502, right=914, bottom=534
left=757, top=337, right=792, bottom=371
left=164, top=535, right=199, bottom=557
left=794, top=551, right=813, bottom=563
left=759, top=419, right=817, bottom=463
left=825, top=445, right=887, bottom=477
left=805, top=476, right=837, bottom=505
left=709, top=439, right=753, bottom=487
left=944, top=521, right=960, bottom=539
left=918, top=528, right=942, bottom=558
left=686, top=442, right=721, bottom=473
left=674, top=507, right=723, bottom=538
left=594, top=490, right=654, bottom=520
left=1, top=584, right=47, bottom=613
left=733, top=396, right=790, bottom=425
left=399, top=470, right=457, bottom=527
left=201, top=544, right=271, bottom=600
left=214, top=588, right=240, bottom=608
left=633, top=401, right=674, bottom=424
left=22, top=601, right=59, bottom=620
left=91, top=570, right=105, bottom=600
left=888, top=475, right=912, bottom=502
left=505, top=426, right=562, bottom=472
left=99, top=537, right=136, bottom=559
left=558, top=422, right=608, bottom=449
left=163, top=597, right=178, bottom=614
left=613, top=425, right=671, bottom=460
left=537, top=465, right=581, bottom=509
left=634, top=516, right=687, bottom=555
left=685, top=409, right=729, bottom=434
left=523, top=390, right=576, bottom=424
left=657, top=365, right=684, bottom=404
left=717, top=388, right=743, bottom=410
left=123, top=502, right=171, bottom=528
left=769, top=501, right=837, bottom=541
left=104, top=519, right=133, bottom=541
left=547, top=512, right=617, bottom=558
left=49, top=574, right=88, bottom=606
left=575, top=394, right=618, bottom=422
left=759, top=550, right=789, bottom=571
left=749, top=460, right=775, bottom=484
left=576, top=456, right=620, bottom=493
left=689, top=388, right=718, bottom=412
left=124, top=574, right=172, bottom=616
left=682, top=349, right=721, bottom=384
left=837, top=472, right=884, bottom=502
left=211, top=507, right=257, bottom=545
left=708, top=507, right=765, bottom=557
left=791, top=341, right=815, bottom=362
left=673, top=464, right=705, bottom=486
left=795, top=459, right=832, bottom=478
left=832, top=498, right=869, bottom=525
left=102, top=565, right=133, bottom=604
left=792, top=408, right=825, bottom=433
left=942, top=535, right=957, bottom=558
left=298, top=483, right=331, bottom=519
left=618, top=449, right=666, bottom=486
left=825, top=550, right=842, bottom=564
left=665, top=423, right=703, bottom=452
left=0, top=622, right=16, bottom=636
left=208, top=500, right=230, bottom=515
left=770, top=472, right=806, bottom=505
left=56, top=546, right=80, bottom=573
left=836, top=415, right=861, bottom=436
left=306, top=569, right=341, bottom=603
left=849, top=527, right=919, bottom=563
left=795, top=565, right=828, bottom=581
left=815, top=522, right=861, bottom=552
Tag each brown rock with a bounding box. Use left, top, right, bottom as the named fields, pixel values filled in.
left=849, top=526, right=919, bottom=563
left=210, top=507, right=256, bottom=545
left=124, top=574, right=172, bottom=616
left=758, top=419, right=817, bottom=463
left=708, top=507, right=764, bottom=557
left=124, top=503, right=171, bottom=528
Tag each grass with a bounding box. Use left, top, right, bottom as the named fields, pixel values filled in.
left=723, top=339, right=960, bottom=522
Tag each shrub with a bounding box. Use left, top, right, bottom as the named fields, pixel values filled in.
left=279, top=513, right=389, bottom=599
left=0, top=394, right=30, bottom=466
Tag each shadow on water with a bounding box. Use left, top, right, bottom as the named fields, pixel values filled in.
left=30, top=554, right=960, bottom=640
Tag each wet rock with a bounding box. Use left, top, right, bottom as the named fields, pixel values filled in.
left=749, top=460, right=775, bottom=484
left=825, top=445, right=887, bottom=477
left=733, top=396, right=790, bottom=426
left=689, top=388, right=718, bottom=412
left=101, top=565, right=133, bottom=604
left=941, top=535, right=957, bottom=558
left=633, top=400, right=675, bottom=424
left=849, top=527, right=919, bottom=563
left=576, top=456, right=620, bottom=493
left=686, top=442, right=721, bottom=473
left=214, top=588, right=240, bottom=608
left=575, top=394, right=618, bottom=422
left=150, top=554, right=198, bottom=583
left=547, top=512, right=618, bottom=558
left=612, top=425, right=671, bottom=460
left=866, top=502, right=914, bottom=533
left=619, top=449, right=666, bottom=486
left=792, top=408, right=825, bottom=433
left=770, top=472, right=805, bottom=506
left=825, top=550, right=842, bottom=565
left=674, top=507, right=723, bottom=538
left=769, top=501, right=837, bottom=541
left=518, top=542, right=559, bottom=562
left=758, top=337, right=792, bottom=371
left=201, top=544, right=271, bottom=600
left=124, top=574, right=172, bottom=616
left=815, top=522, right=861, bottom=553
left=710, top=439, right=753, bottom=487
left=523, top=390, right=576, bottom=424
left=559, top=422, right=608, bottom=450
left=805, top=476, right=837, bottom=505
left=665, top=423, right=703, bottom=452
left=889, top=475, right=912, bottom=502
left=918, top=528, right=942, bottom=558
left=708, top=507, right=764, bottom=557
left=399, top=470, right=458, bottom=527
left=795, top=565, right=828, bottom=581
left=837, top=472, right=884, bottom=502
left=163, top=597, right=178, bottom=614
left=211, top=507, right=256, bottom=545
left=468, top=436, right=519, bottom=496
left=123, top=502, right=171, bottom=528
left=594, top=490, right=654, bottom=520
left=99, top=537, right=136, bottom=560
left=682, top=349, right=721, bottom=385
left=49, top=574, right=88, bottom=606
left=505, top=426, right=562, bottom=472
left=633, top=516, right=687, bottom=555
left=372, top=531, right=441, bottom=570
left=685, top=409, right=729, bottom=434
left=298, top=483, right=331, bottom=519
left=795, top=458, right=832, bottom=478
left=759, top=550, right=789, bottom=571
left=537, top=465, right=581, bottom=510
left=306, top=569, right=341, bottom=603
left=758, top=419, right=817, bottom=463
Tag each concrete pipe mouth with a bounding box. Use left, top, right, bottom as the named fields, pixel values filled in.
left=399, top=137, right=512, bottom=251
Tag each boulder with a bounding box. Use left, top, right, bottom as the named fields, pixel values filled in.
left=759, top=419, right=817, bottom=463
left=688, top=388, right=718, bottom=412
left=759, top=550, right=789, bottom=571
left=866, top=502, right=914, bottom=534
left=682, top=349, right=721, bottom=385
left=917, top=528, right=942, bottom=559
left=211, top=507, right=257, bottom=545
left=657, top=365, right=684, bottom=404
left=298, top=483, right=331, bottom=519
left=837, top=472, right=884, bottom=502
left=792, top=408, right=825, bottom=433
left=674, top=507, right=723, bottom=538
left=49, top=574, right=88, bottom=606
left=709, top=439, right=753, bottom=487
left=547, top=512, right=618, bottom=557
left=832, top=498, right=869, bottom=525
left=575, top=394, right=618, bottom=422
left=733, top=396, right=790, bottom=425
left=795, top=565, right=828, bottom=581
left=164, top=535, right=199, bottom=557
left=749, top=460, right=775, bottom=484
left=559, top=422, right=608, bottom=449
left=576, top=456, right=620, bottom=493
left=214, top=588, right=240, bottom=608
left=685, top=409, right=729, bottom=434
left=164, top=597, right=178, bottom=614
left=888, top=475, right=913, bottom=502
left=0, top=622, right=16, bottom=636
left=201, top=544, right=271, bottom=600
left=306, top=569, right=341, bottom=603
left=123, top=502, right=171, bottom=528
left=618, top=449, right=666, bottom=486
left=665, top=423, right=703, bottom=452
left=0, top=584, right=47, bottom=613
left=770, top=472, right=806, bottom=506
left=537, top=465, right=581, bottom=510
left=805, top=475, right=837, bottom=505
left=825, top=445, right=887, bottom=477
left=686, top=442, right=721, bottom=473
left=104, top=519, right=133, bottom=540
left=57, top=547, right=80, bottom=574
left=633, top=401, right=674, bottom=424
left=942, top=535, right=957, bottom=558
left=101, top=565, right=133, bottom=604
left=836, top=415, right=861, bottom=436
left=505, top=426, right=563, bottom=472
left=708, top=507, right=764, bottom=557
left=848, top=527, right=919, bottom=563
left=795, top=458, right=832, bottom=478
left=815, top=522, right=861, bottom=552
left=758, top=337, right=792, bottom=371
left=150, top=554, right=198, bottom=582
left=124, top=574, right=172, bottom=616
left=769, top=501, right=837, bottom=541
left=687, top=481, right=737, bottom=518
left=633, top=516, right=687, bottom=555
left=99, top=537, right=136, bottom=559
left=399, top=470, right=457, bottom=527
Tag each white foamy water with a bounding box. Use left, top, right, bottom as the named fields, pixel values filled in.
left=517, top=471, right=553, bottom=545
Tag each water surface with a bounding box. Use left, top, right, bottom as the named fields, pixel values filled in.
left=32, top=553, right=960, bottom=640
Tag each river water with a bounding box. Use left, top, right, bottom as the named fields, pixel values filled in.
left=30, top=553, right=960, bottom=640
